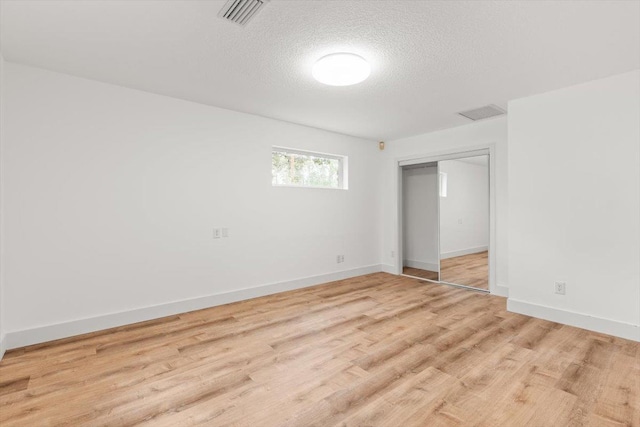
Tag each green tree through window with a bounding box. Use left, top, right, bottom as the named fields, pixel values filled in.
left=272, top=148, right=346, bottom=189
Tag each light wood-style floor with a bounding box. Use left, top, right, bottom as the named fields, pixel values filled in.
left=403, top=251, right=488, bottom=290
left=402, top=266, right=439, bottom=281
left=1, top=273, right=638, bottom=426
left=441, top=251, right=489, bottom=290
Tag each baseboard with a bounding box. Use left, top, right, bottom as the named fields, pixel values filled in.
left=0, top=334, right=6, bottom=361
left=492, top=284, right=509, bottom=298
left=403, top=259, right=439, bottom=272
left=507, top=298, right=639, bottom=342
left=381, top=264, right=397, bottom=274
left=440, top=246, right=488, bottom=260
left=3, top=264, right=383, bottom=352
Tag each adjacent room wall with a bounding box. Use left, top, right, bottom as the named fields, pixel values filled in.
left=402, top=165, right=439, bottom=272
left=380, top=117, right=509, bottom=296
left=508, top=70, right=640, bottom=341
left=439, top=158, right=489, bottom=258
left=0, top=51, right=5, bottom=358
left=1, top=62, right=382, bottom=348
left=402, top=158, right=489, bottom=272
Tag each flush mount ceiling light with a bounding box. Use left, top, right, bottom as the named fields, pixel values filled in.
left=312, top=53, right=371, bottom=86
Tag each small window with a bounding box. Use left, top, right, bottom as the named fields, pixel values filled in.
left=272, top=147, right=347, bottom=189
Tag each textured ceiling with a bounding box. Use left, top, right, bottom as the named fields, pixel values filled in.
left=1, top=0, right=639, bottom=140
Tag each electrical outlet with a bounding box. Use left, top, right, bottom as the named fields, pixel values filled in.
left=555, top=281, right=566, bottom=295
left=391, top=250, right=395, bottom=258
left=213, top=228, right=221, bottom=239
left=340, top=255, right=345, bottom=263
left=336, top=255, right=341, bottom=263
left=222, top=228, right=229, bottom=238
left=458, top=218, right=463, bottom=224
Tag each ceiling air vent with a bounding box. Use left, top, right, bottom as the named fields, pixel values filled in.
left=219, top=0, right=269, bottom=26
left=458, top=104, right=506, bottom=121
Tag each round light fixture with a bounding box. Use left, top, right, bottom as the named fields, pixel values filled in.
left=312, top=53, right=371, bottom=86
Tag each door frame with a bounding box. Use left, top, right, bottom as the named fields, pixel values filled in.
left=396, top=144, right=497, bottom=294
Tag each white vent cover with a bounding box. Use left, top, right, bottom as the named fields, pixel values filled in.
left=219, top=0, right=269, bottom=26
left=458, top=104, right=506, bottom=121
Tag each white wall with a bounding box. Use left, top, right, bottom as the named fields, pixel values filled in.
left=401, top=158, right=489, bottom=271
left=508, top=70, right=640, bottom=341
left=402, top=165, right=439, bottom=271
left=0, top=52, right=5, bottom=357
left=1, top=62, right=382, bottom=347
left=381, top=117, right=508, bottom=295
left=4, top=60, right=635, bottom=351
left=439, top=158, right=489, bottom=258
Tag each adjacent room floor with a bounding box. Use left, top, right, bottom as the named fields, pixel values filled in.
left=0, top=273, right=638, bottom=426
left=403, top=251, right=489, bottom=290
left=440, top=251, right=489, bottom=290
left=402, top=266, right=439, bottom=281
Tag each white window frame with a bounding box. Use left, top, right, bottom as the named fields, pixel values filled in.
left=271, top=146, right=348, bottom=190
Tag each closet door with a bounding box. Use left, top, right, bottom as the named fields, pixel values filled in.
left=402, top=163, right=440, bottom=281
left=438, top=155, right=489, bottom=290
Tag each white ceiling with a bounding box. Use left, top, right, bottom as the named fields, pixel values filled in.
left=1, top=0, right=639, bottom=141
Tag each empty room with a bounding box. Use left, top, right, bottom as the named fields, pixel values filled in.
left=0, top=1, right=638, bottom=426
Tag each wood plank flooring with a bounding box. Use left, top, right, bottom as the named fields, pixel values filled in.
left=403, top=252, right=488, bottom=290
left=402, top=266, right=439, bottom=281
left=441, top=251, right=489, bottom=290
left=1, top=273, right=638, bottom=426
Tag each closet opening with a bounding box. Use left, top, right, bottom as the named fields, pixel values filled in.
left=398, top=149, right=492, bottom=293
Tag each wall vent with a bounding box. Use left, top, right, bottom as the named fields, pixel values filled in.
left=458, top=104, right=506, bottom=121
left=219, top=0, right=269, bottom=26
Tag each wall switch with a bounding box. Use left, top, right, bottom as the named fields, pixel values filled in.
left=222, top=228, right=229, bottom=238
left=213, top=228, right=221, bottom=239
left=555, top=281, right=566, bottom=295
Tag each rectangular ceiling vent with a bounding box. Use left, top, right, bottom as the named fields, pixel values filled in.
left=219, top=0, right=269, bottom=26
left=458, top=104, right=506, bottom=121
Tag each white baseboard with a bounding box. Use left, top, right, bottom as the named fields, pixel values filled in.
left=507, top=298, right=639, bottom=342
left=403, top=259, right=439, bottom=272
left=492, top=284, right=509, bottom=298
left=440, top=246, right=488, bottom=260
left=3, top=264, right=383, bottom=352
left=381, top=264, right=397, bottom=274
left=0, top=334, right=6, bottom=361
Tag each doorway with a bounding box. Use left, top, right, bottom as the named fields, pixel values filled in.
left=399, top=150, right=491, bottom=293
left=401, top=162, right=440, bottom=281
